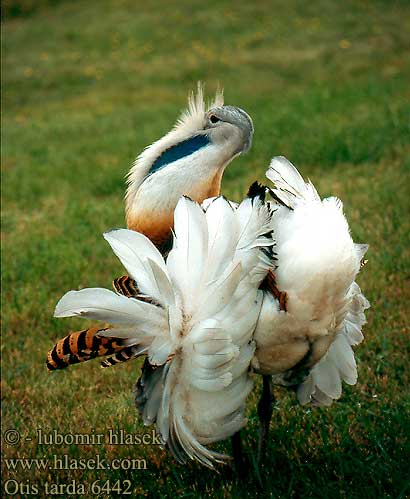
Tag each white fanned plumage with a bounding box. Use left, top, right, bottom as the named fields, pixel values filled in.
left=253, top=156, right=370, bottom=405
left=54, top=195, right=273, bottom=467
left=50, top=84, right=370, bottom=469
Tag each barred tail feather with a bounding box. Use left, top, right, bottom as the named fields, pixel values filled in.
left=101, top=344, right=148, bottom=368
left=113, top=275, right=139, bottom=297
left=46, top=327, right=126, bottom=371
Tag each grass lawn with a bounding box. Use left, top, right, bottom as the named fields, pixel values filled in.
left=2, top=1, right=410, bottom=497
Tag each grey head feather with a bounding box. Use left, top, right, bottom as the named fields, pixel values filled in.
left=206, top=105, right=254, bottom=153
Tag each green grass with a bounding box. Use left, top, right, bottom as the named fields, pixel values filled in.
left=2, top=1, right=410, bottom=497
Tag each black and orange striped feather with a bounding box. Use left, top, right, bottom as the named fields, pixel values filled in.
left=46, top=276, right=151, bottom=371
left=113, top=275, right=161, bottom=306
left=112, top=275, right=139, bottom=297
left=46, top=326, right=126, bottom=371
left=100, top=345, right=145, bottom=369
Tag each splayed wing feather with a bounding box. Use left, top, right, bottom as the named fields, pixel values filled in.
left=54, top=288, right=166, bottom=334
left=103, top=229, right=170, bottom=306
left=132, top=195, right=274, bottom=466
left=266, top=156, right=320, bottom=208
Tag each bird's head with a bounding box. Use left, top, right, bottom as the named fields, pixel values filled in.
left=203, top=104, right=254, bottom=155
left=125, top=85, right=253, bottom=248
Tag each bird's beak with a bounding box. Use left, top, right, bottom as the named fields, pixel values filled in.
left=237, top=107, right=253, bottom=154
left=242, top=135, right=253, bottom=154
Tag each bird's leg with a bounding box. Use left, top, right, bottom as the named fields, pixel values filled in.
left=257, top=375, right=275, bottom=464
left=231, top=431, right=246, bottom=475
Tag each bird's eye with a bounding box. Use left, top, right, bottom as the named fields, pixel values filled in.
left=209, top=115, right=220, bottom=124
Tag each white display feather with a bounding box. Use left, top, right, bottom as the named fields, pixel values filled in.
left=254, top=157, right=370, bottom=406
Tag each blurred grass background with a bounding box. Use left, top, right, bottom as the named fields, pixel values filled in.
left=2, top=0, right=410, bottom=498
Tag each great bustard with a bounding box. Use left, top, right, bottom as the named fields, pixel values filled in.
left=47, top=86, right=369, bottom=470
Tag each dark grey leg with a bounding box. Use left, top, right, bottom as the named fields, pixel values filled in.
left=257, top=375, right=275, bottom=464
left=231, top=431, right=246, bottom=474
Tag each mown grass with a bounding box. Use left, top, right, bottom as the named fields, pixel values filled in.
left=2, top=1, right=410, bottom=498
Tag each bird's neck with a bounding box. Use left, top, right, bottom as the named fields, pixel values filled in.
left=126, top=145, right=235, bottom=248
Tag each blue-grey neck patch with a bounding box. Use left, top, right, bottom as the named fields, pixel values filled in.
left=148, top=134, right=211, bottom=176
